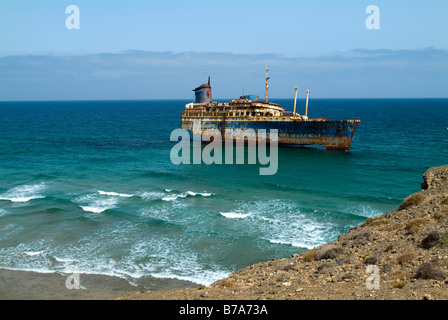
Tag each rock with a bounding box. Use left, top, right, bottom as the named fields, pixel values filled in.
left=421, top=165, right=448, bottom=190
left=338, top=273, right=358, bottom=282
left=421, top=231, right=443, bottom=249
left=422, top=294, right=433, bottom=300
left=365, top=253, right=382, bottom=265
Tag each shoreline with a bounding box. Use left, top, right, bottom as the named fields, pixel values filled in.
left=0, top=268, right=198, bottom=300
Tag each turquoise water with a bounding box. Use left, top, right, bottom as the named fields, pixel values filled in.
left=0, top=99, right=447, bottom=287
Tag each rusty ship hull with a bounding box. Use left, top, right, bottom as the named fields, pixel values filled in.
left=181, top=109, right=360, bottom=151
left=181, top=72, right=360, bottom=151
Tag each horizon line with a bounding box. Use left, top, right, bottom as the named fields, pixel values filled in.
left=1, top=97, right=448, bottom=103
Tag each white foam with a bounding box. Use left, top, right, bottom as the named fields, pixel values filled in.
left=98, top=190, right=133, bottom=198
left=349, top=205, right=383, bottom=218
left=124, top=238, right=233, bottom=287
left=0, top=183, right=46, bottom=203
left=76, top=195, right=118, bottom=213
left=162, top=194, right=185, bottom=201
left=54, top=256, right=75, bottom=263
left=2, top=196, right=45, bottom=203
left=268, top=239, right=317, bottom=250
left=150, top=270, right=230, bottom=286
left=80, top=206, right=103, bottom=213
left=140, top=191, right=165, bottom=201
left=80, top=201, right=118, bottom=213
left=220, top=212, right=251, bottom=219
left=230, top=199, right=335, bottom=250
left=24, top=251, right=44, bottom=256
left=162, top=191, right=213, bottom=202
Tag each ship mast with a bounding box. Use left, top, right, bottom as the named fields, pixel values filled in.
left=265, top=63, right=270, bottom=103
left=293, top=86, right=298, bottom=116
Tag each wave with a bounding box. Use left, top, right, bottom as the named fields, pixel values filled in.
left=24, top=251, right=44, bottom=256
left=0, top=183, right=47, bottom=203
left=161, top=194, right=184, bottom=201
left=140, top=191, right=165, bottom=201
left=53, top=256, right=75, bottom=263
left=98, top=190, right=133, bottom=198
left=223, top=199, right=340, bottom=250
left=139, top=189, right=214, bottom=202
left=0, top=209, right=7, bottom=217
left=267, top=239, right=316, bottom=250
left=75, top=194, right=118, bottom=213
left=220, top=212, right=251, bottom=219
left=345, top=204, right=384, bottom=219
left=150, top=270, right=230, bottom=286
left=0, top=235, right=231, bottom=288
left=128, top=239, right=231, bottom=286
left=80, top=204, right=116, bottom=213
left=162, top=191, right=213, bottom=202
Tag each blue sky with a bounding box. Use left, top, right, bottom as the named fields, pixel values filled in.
left=0, top=0, right=447, bottom=100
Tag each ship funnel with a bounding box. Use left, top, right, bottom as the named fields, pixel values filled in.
left=193, top=77, right=212, bottom=103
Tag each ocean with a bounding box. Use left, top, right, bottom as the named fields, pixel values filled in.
left=0, top=98, right=447, bottom=290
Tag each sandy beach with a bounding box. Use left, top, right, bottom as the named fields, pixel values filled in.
left=0, top=268, right=196, bottom=300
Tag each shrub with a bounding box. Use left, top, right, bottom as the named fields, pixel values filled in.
left=315, top=246, right=344, bottom=261
left=399, top=193, right=426, bottom=210
left=388, top=270, right=413, bottom=281
left=414, top=262, right=446, bottom=280
left=404, top=218, right=428, bottom=234
left=316, top=262, right=336, bottom=274
left=392, top=282, right=407, bottom=289
left=302, top=250, right=316, bottom=262
left=420, top=231, right=443, bottom=249
left=364, top=217, right=390, bottom=227
left=434, top=209, right=448, bottom=221
left=397, top=251, right=416, bottom=265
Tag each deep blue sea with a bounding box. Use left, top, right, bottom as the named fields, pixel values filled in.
left=0, top=99, right=447, bottom=288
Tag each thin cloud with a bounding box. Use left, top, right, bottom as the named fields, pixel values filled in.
left=0, top=48, right=447, bottom=100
